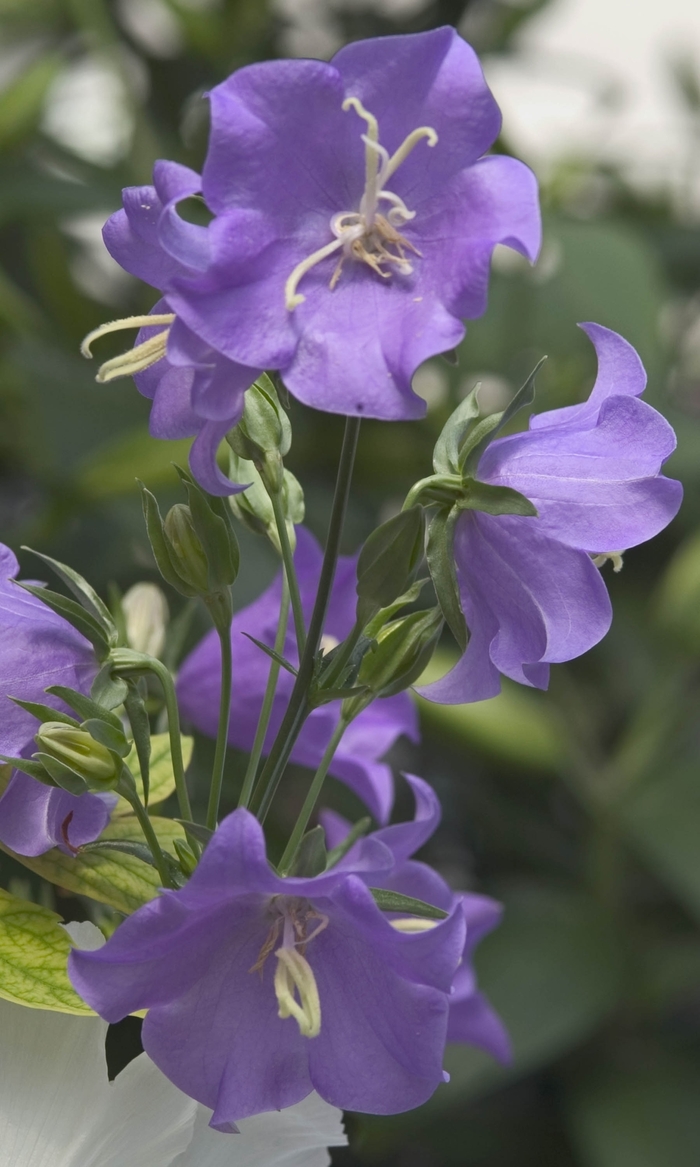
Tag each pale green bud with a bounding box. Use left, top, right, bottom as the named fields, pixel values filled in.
left=35, top=722, right=121, bottom=789
left=122, top=582, right=169, bottom=658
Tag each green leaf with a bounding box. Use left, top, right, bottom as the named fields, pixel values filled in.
left=369, top=888, right=449, bottom=920
left=22, top=548, right=115, bottom=634
left=81, top=718, right=130, bottom=757
left=80, top=839, right=157, bottom=866
left=356, top=506, right=425, bottom=627
left=8, top=697, right=79, bottom=729
left=0, top=817, right=186, bottom=915
left=45, top=686, right=122, bottom=732
left=462, top=358, right=545, bottom=475
left=176, top=467, right=240, bottom=592
left=36, top=752, right=88, bottom=796
left=241, top=633, right=298, bottom=675
left=139, top=483, right=196, bottom=598
left=124, top=683, right=151, bottom=804
left=288, top=826, right=327, bottom=878
left=174, top=819, right=214, bottom=846
left=90, top=664, right=129, bottom=710
left=0, top=755, right=54, bottom=786
left=17, top=584, right=109, bottom=657
left=459, top=481, right=538, bottom=518
left=432, top=386, right=480, bottom=475
left=426, top=507, right=467, bottom=652
left=114, top=733, right=193, bottom=812
left=0, top=888, right=93, bottom=1014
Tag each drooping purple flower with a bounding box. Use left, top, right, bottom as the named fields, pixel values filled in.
left=146, top=27, right=540, bottom=424
left=322, top=773, right=510, bottom=1063
left=69, top=804, right=466, bottom=1125
left=421, top=324, right=683, bottom=703
left=91, top=161, right=261, bottom=495
left=0, top=545, right=111, bottom=857
left=177, top=527, right=419, bottom=823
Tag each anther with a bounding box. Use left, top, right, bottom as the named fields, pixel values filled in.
left=390, top=918, right=439, bottom=934
left=81, top=313, right=175, bottom=383
left=274, top=947, right=321, bottom=1038
left=592, top=551, right=624, bottom=573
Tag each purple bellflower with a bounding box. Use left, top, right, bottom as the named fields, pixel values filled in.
left=177, top=527, right=418, bottom=823
left=82, top=162, right=261, bottom=496
left=422, top=324, right=683, bottom=703
left=160, top=26, right=541, bottom=423
left=69, top=799, right=467, bottom=1125
left=322, top=773, right=511, bottom=1063
left=0, top=545, right=111, bottom=857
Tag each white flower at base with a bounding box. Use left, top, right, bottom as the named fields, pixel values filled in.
left=0, top=995, right=346, bottom=1167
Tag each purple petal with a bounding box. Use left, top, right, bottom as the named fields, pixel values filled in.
left=0, top=772, right=112, bottom=857
left=447, top=986, right=512, bottom=1064
left=373, top=773, right=442, bottom=865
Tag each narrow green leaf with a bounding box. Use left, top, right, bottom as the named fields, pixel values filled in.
left=426, top=507, right=467, bottom=652
left=0, top=755, right=54, bottom=785
left=432, top=387, right=480, bottom=475
left=0, top=888, right=93, bottom=1015
left=46, top=686, right=123, bottom=731
left=124, top=684, right=151, bottom=803
left=174, top=819, right=214, bottom=846
left=114, top=733, right=193, bottom=812
left=369, top=888, right=448, bottom=920
left=17, top=584, right=109, bottom=657
left=22, top=548, right=116, bottom=635
left=8, top=697, right=79, bottom=729
left=462, top=358, right=545, bottom=474
left=80, top=839, right=156, bottom=866
left=36, top=753, right=88, bottom=796
left=81, top=718, right=131, bottom=757
left=241, top=633, right=298, bottom=675
left=139, top=482, right=196, bottom=597
left=459, top=482, right=538, bottom=518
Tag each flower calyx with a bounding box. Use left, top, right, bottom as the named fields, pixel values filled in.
left=285, top=97, right=438, bottom=309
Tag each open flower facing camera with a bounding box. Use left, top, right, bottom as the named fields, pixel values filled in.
left=0, top=20, right=684, bottom=1167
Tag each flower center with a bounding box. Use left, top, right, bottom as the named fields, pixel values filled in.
left=81, top=314, right=175, bottom=382
left=285, top=98, right=438, bottom=310
left=250, top=897, right=327, bottom=1039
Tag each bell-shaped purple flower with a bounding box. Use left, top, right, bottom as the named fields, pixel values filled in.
left=95, top=161, right=261, bottom=495
left=155, top=27, right=541, bottom=422
left=0, top=545, right=111, bottom=857
left=422, top=324, right=683, bottom=703
left=323, top=773, right=511, bottom=1063
left=69, top=804, right=466, bottom=1125
left=177, top=528, right=418, bottom=823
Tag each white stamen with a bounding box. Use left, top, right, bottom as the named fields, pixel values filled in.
left=285, top=98, right=438, bottom=309
left=81, top=312, right=175, bottom=383
left=592, top=551, right=624, bottom=573
left=274, top=947, right=321, bottom=1038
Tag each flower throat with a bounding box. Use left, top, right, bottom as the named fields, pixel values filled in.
left=284, top=98, right=438, bottom=310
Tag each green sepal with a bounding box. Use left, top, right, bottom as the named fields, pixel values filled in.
left=369, top=888, right=449, bottom=920
left=0, top=754, right=55, bottom=786
left=363, top=577, right=430, bottom=639
left=22, top=547, right=116, bottom=637
left=227, top=376, right=291, bottom=492
left=356, top=506, right=426, bottom=628
left=459, top=481, right=538, bottom=518
left=174, top=819, right=214, bottom=847
left=173, top=838, right=198, bottom=877
left=326, top=817, right=372, bottom=869
left=46, top=685, right=123, bottom=732
left=345, top=607, right=443, bottom=716
left=139, top=482, right=197, bottom=597
left=91, top=663, right=129, bottom=709
left=8, top=697, right=80, bottom=729
left=288, top=825, right=327, bottom=878
left=35, top=752, right=89, bottom=796
left=16, top=584, right=110, bottom=658
left=241, top=634, right=298, bottom=676
left=461, top=357, right=545, bottom=475
left=174, top=466, right=240, bottom=593
left=124, top=682, right=151, bottom=804
left=309, top=685, right=370, bottom=708
left=81, top=718, right=131, bottom=758
left=426, top=507, right=467, bottom=653
left=432, top=386, right=480, bottom=475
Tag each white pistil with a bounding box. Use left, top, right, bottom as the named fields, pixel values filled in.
left=274, top=947, right=322, bottom=1038
left=284, top=97, right=438, bottom=310
left=390, top=917, right=439, bottom=934
left=592, top=551, right=624, bottom=573
left=81, top=313, right=175, bottom=383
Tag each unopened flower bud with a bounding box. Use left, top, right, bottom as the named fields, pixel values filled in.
left=35, top=722, right=121, bottom=789
left=163, top=505, right=210, bottom=595
left=122, top=582, right=169, bottom=657
left=227, top=376, right=291, bottom=493
left=344, top=607, right=443, bottom=719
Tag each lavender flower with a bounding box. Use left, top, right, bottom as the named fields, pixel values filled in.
left=0, top=545, right=111, bottom=857
left=323, top=773, right=510, bottom=1063
left=69, top=805, right=466, bottom=1124
left=422, top=324, right=683, bottom=703
left=177, top=527, right=419, bottom=823
left=93, top=27, right=538, bottom=431
left=82, top=162, right=261, bottom=495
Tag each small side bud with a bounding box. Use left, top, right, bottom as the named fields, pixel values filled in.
left=356, top=506, right=425, bottom=627
left=122, top=582, right=169, bottom=658
left=164, top=505, right=210, bottom=594
left=35, top=722, right=122, bottom=790
left=344, top=607, right=443, bottom=719
left=227, top=376, right=291, bottom=493
left=227, top=450, right=304, bottom=554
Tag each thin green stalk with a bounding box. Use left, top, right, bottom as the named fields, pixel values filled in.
left=239, top=577, right=291, bottom=809
left=120, top=780, right=175, bottom=889
left=270, top=490, right=306, bottom=654
left=250, top=417, right=361, bottom=823
left=143, top=658, right=192, bottom=824
left=206, top=627, right=233, bottom=830
left=278, top=718, right=349, bottom=875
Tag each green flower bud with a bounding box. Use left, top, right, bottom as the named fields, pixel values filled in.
left=227, top=376, right=291, bottom=493
left=34, top=722, right=121, bottom=790
left=343, top=607, right=443, bottom=719
left=163, top=504, right=210, bottom=594
left=227, top=450, right=304, bottom=554
left=356, top=506, right=425, bottom=627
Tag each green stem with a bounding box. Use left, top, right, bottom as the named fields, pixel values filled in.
left=142, top=658, right=192, bottom=824
left=250, top=416, right=361, bottom=823
left=206, top=627, right=233, bottom=831
left=239, top=577, right=291, bottom=809
left=317, top=620, right=363, bottom=691
left=120, top=778, right=175, bottom=889
left=270, top=490, right=306, bottom=655
left=278, top=718, right=349, bottom=875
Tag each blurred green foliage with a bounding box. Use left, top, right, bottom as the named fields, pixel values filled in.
left=1, top=0, right=700, bottom=1163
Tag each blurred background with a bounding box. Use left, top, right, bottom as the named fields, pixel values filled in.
left=1, top=0, right=700, bottom=1163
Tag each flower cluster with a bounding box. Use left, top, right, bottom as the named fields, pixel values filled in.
left=0, top=22, right=684, bottom=1167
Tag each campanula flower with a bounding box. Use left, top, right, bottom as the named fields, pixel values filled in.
left=177, top=527, right=419, bottom=823
left=69, top=805, right=466, bottom=1124
left=421, top=324, right=683, bottom=703
left=0, top=545, right=110, bottom=857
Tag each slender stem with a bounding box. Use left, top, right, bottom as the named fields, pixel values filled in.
left=206, top=627, right=233, bottom=831
left=120, top=778, right=175, bottom=889
left=239, top=577, right=291, bottom=809
left=278, top=718, right=349, bottom=875
left=250, top=417, right=361, bottom=823
left=143, top=658, right=192, bottom=823
left=270, top=490, right=306, bottom=655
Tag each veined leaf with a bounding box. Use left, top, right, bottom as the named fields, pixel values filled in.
left=0, top=887, right=93, bottom=1015
left=114, top=732, right=193, bottom=814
